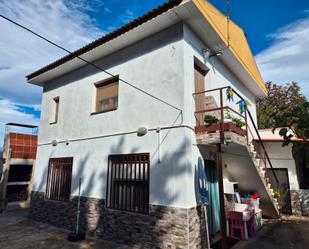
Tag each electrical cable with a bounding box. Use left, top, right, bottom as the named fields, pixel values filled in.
left=0, top=14, right=182, bottom=113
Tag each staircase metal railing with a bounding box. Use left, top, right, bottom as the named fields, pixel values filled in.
left=228, top=88, right=280, bottom=186
left=193, top=86, right=279, bottom=186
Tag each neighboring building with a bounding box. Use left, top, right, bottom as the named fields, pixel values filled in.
left=0, top=123, right=38, bottom=212
left=255, top=129, right=309, bottom=216
left=27, top=0, right=279, bottom=248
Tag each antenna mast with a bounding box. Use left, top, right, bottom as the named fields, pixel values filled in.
left=226, top=0, right=230, bottom=48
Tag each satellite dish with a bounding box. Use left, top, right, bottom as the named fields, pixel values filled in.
left=52, top=140, right=58, bottom=146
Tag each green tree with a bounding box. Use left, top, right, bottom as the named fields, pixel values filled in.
left=256, top=82, right=307, bottom=129
left=274, top=102, right=309, bottom=188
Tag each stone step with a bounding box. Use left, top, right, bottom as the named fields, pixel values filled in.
left=250, top=151, right=257, bottom=158
left=254, top=158, right=261, bottom=167
left=3, top=201, right=30, bottom=213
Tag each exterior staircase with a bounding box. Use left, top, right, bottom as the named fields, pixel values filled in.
left=247, top=142, right=280, bottom=217
left=222, top=142, right=280, bottom=218
left=194, top=86, right=280, bottom=218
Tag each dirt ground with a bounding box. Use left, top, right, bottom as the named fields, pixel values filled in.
left=232, top=215, right=309, bottom=249
left=1, top=210, right=309, bottom=249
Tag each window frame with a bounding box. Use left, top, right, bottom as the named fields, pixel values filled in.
left=50, top=96, right=60, bottom=124
left=106, top=153, right=150, bottom=214
left=45, top=157, right=73, bottom=202
left=92, top=75, right=119, bottom=115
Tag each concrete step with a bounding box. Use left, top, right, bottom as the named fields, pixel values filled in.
left=4, top=201, right=30, bottom=213
left=250, top=151, right=257, bottom=158
left=254, top=158, right=261, bottom=167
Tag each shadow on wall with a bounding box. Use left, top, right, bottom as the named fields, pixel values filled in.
left=30, top=120, right=210, bottom=247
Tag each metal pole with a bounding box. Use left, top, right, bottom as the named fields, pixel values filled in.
left=203, top=204, right=211, bottom=249
left=220, top=89, right=225, bottom=144
left=226, top=0, right=230, bottom=48
left=217, top=144, right=227, bottom=249
left=245, top=110, right=249, bottom=145
left=76, top=178, right=82, bottom=234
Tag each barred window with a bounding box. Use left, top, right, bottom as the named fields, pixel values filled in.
left=45, top=157, right=73, bottom=201
left=106, top=153, right=150, bottom=214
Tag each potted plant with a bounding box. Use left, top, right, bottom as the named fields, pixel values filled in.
left=204, top=115, right=219, bottom=126
left=274, top=191, right=280, bottom=199
left=232, top=117, right=246, bottom=129
left=225, top=112, right=246, bottom=129
left=224, top=112, right=233, bottom=123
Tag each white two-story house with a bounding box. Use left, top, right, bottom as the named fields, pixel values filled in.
left=27, top=0, right=279, bottom=248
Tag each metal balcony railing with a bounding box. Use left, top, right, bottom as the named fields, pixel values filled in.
left=193, top=86, right=279, bottom=185
left=193, top=86, right=249, bottom=144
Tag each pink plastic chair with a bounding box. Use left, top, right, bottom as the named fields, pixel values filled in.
left=247, top=209, right=256, bottom=237
left=228, top=211, right=246, bottom=240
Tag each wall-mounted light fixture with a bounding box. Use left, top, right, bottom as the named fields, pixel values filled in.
left=51, top=140, right=58, bottom=146
left=202, top=48, right=223, bottom=58
left=137, top=127, right=148, bottom=137
left=208, top=51, right=223, bottom=58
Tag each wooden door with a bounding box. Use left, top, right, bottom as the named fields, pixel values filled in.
left=268, top=168, right=292, bottom=214
left=194, top=64, right=206, bottom=125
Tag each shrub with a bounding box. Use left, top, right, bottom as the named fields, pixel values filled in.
left=204, top=115, right=219, bottom=125
left=232, top=117, right=246, bottom=128
left=225, top=112, right=246, bottom=128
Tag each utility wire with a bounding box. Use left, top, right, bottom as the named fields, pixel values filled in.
left=0, top=14, right=182, bottom=113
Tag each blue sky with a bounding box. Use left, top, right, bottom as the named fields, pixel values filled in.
left=86, top=0, right=309, bottom=55
left=0, top=0, right=309, bottom=144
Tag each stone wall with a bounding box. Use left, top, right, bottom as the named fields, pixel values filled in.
left=188, top=205, right=208, bottom=249
left=290, top=190, right=309, bottom=216
left=290, top=190, right=302, bottom=216
left=30, top=191, right=210, bottom=248
left=300, top=189, right=309, bottom=216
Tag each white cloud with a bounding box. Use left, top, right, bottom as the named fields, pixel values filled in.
left=256, top=17, right=309, bottom=99
left=0, top=0, right=103, bottom=106
left=0, top=99, right=40, bottom=148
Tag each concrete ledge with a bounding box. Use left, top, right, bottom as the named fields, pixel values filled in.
left=10, top=159, right=34, bottom=165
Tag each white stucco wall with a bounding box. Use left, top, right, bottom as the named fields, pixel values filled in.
left=182, top=24, right=258, bottom=132
left=182, top=24, right=260, bottom=202
left=33, top=23, right=262, bottom=209
left=263, top=142, right=299, bottom=190
left=34, top=23, right=199, bottom=208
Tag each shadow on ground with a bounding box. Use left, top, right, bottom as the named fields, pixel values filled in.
left=232, top=215, right=309, bottom=249
left=0, top=209, right=130, bottom=249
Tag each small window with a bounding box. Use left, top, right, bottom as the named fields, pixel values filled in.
left=95, top=76, right=119, bottom=113
left=45, top=157, right=73, bottom=201
left=106, top=153, right=150, bottom=214
left=51, top=97, right=59, bottom=124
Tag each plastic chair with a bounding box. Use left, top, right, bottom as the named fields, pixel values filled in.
left=247, top=209, right=256, bottom=237
left=228, top=211, right=246, bottom=240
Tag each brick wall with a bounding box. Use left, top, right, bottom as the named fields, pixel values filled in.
left=9, top=133, right=37, bottom=159
left=30, top=191, right=209, bottom=249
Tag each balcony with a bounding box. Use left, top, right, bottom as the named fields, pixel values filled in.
left=193, top=86, right=249, bottom=146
